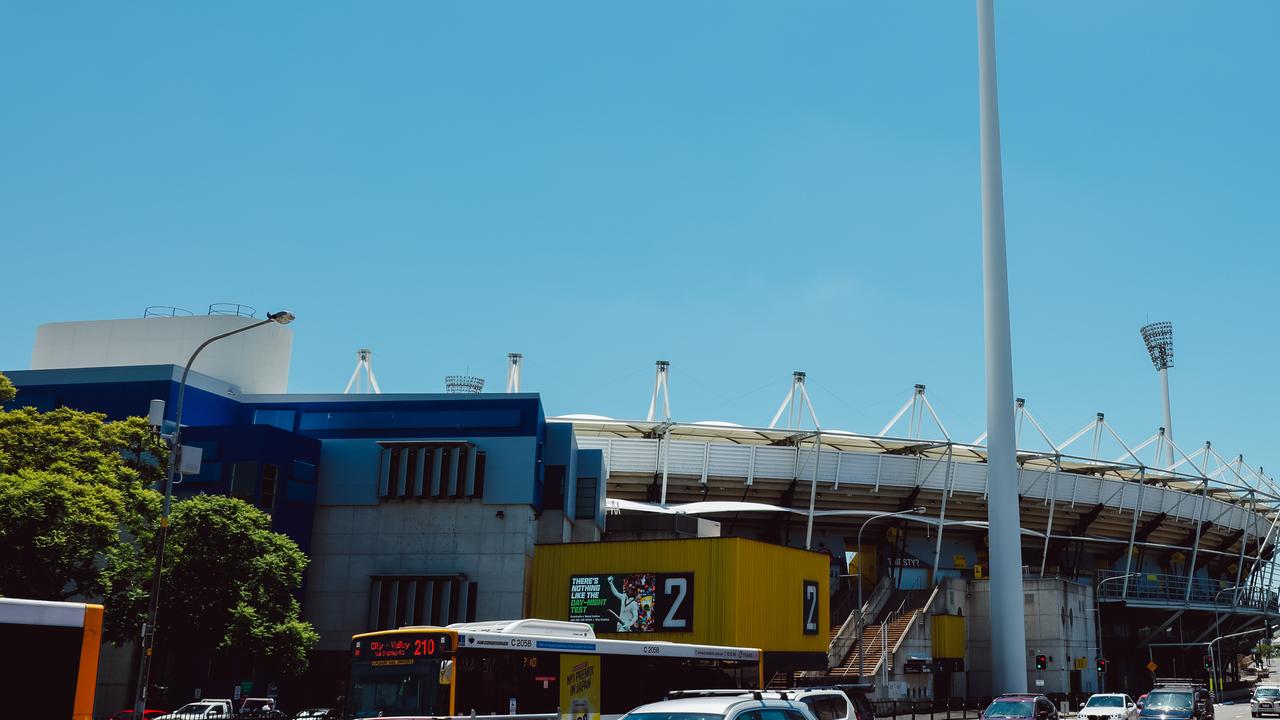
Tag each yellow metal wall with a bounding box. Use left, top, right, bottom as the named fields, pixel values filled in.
left=931, top=614, right=965, bottom=659
left=530, top=537, right=828, bottom=654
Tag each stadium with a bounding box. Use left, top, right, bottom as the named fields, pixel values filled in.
left=556, top=362, right=1279, bottom=698
left=5, top=312, right=1276, bottom=706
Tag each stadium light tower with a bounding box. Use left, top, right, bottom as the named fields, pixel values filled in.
left=1140, top=322, right=1175, bottom=467
left=977, top=0, right=1027, bottom=692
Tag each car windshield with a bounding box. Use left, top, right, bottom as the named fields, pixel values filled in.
left=175, top=705, right=213, bottom=714
left=985, top=701, right=1035, bottom=717
left=1087, top=698, right=1125, bottom=708
left=1258, top=689, right=1280, bottom=699
left=1144, top=693, right=1193, bottom=711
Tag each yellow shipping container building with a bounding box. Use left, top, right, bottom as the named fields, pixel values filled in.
left=529, top=537, right=830, bottom=675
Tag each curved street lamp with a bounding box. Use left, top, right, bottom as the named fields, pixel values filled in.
left=854, top=506, right=928, bottom=680
left=1094, top=572, right=1141, bottom=692
left=133, top=310, right=295, bottom=718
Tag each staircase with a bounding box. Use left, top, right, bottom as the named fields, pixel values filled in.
left=832, top=611, right=917, bottom=676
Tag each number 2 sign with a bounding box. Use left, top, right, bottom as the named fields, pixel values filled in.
left=802, top=580, right=820, bottom=635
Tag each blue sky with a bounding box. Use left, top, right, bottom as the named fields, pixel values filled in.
left=2, top=2, right=1276, bottom=469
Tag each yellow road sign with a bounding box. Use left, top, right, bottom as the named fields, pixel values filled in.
left=1146, top=661, right=1158, bottom=672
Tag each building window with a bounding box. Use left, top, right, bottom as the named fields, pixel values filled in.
left=377, top=442, right=485, bottom=501
left=230, top=461, right=258, bottom=503
left=368, top=576, right=477, bottom=631
left=261, top=464, right=278, bottom=512
left=543, top=465, right=566, bottom=510
left=574, top=477, right=598, bottom=521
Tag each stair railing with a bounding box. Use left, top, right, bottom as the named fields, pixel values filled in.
left=829, top=576, right=892, bottom=669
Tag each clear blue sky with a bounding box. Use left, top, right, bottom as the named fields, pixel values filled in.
left=2, top=3, right=1276, bottom=470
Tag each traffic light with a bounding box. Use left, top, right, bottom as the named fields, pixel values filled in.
left=1096, top=657, right=1107, bottom=672
left=1203, top=654, right=1213, bottom=671
left=1035, top=655, right=1048, bottom=671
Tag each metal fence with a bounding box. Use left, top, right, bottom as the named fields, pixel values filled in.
left=1096, top=570, right=1279, bottom=611
left=869, top=694, right=1101, bottom=720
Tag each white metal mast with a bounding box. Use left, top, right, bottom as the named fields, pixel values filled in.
left=646, top=360, right=671, bottom=422
left=344, top=348, right=382, bottom=394
left=768, top=371, right=821, bottom=430
left=1140, top=322, right=1175, bottom=468
left=977, top=0, right=1028, bottom=692
left=506, top=352, right=524, bottom=393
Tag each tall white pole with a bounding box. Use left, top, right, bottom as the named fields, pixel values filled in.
left=977, top=0, right=1028, bottom=693
left=1159, top=367, right=1174, bottom=467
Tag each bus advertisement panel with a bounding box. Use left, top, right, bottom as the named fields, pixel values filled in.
left=345, top=622, right=759, bottom=719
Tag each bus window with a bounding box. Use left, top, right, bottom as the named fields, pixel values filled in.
left=346, top=660, right=447, bottom=719
left=454, top=651, right=559, bottom=716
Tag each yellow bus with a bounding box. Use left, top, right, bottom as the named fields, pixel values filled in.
left=0, top=598, right=104, bottom=720
left=346, top=619, right=762, bottom=719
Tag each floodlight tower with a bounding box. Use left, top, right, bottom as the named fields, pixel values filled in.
left=1140, top=322, right=1175, bottom=467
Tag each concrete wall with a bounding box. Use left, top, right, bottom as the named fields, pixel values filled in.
left=966, top=577, right=1098, bottom=697
left=305, top=501, right=538, bottom=651
left=31, top=316, right=292, bottom=393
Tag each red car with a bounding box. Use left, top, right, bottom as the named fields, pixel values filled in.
left=108, top=710, right=168, bottom=720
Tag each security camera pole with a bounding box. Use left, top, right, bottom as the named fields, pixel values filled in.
left=977, top=0, right=1028, bottom=693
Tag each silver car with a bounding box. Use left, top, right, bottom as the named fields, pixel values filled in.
left=1252, top=686, right=1280, bottom=718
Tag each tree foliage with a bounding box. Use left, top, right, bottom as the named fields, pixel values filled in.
left=0, top=394, right=163, bottom=607
left=0, top=373, right=318, bottom=674
left=166, top=495, right=319, bottom=674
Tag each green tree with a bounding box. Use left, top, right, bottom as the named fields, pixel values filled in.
left=0, top=373, right=317, bottom=675
left=0, top=382, right=163, bottom=612
left=156, top=495, right=319, bottom=675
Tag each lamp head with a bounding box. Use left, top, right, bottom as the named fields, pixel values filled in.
left=913, top=506, right=927, bottom=514
left=268, top=310, right=296, bottom=325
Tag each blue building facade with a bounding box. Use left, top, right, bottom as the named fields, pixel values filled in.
left=3, top=362, right=606, bottom=709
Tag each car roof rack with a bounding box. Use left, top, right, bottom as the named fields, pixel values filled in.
left=792, top=679, right=877, bottom=692
left=1152, top=678, right=1206, bottom=688
left=665, top=690, right=788, bottom=701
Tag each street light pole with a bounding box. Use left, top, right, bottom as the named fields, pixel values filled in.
left=1094, top=573, right=1141, bottom=692
left=977, top=0, right=1028, bottom=694
left=1212, top=585, right=1247, bottom=694
left=855, top=507, right=927, bottom=681
left=132, top=311, right=295, bottom=718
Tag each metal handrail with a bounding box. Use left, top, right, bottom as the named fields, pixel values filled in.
left=208, top=302, right=258, bottom=318
left=144, top=305, right=194, bottom=318
left=1096, top=569, right=1280, bottom=611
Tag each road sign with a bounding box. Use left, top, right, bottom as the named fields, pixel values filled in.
left=1147, top=661, right=1158, bottom=672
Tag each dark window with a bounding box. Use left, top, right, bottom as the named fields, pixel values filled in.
left=378, top=444, right=486, bottom=501
left=370, top=576, right=473, bottom=631
left=230, top=461, right=258, bottom=502
left=252, top=409, right=295, bottom=431
left=543, top=465, right=566, bottom=510
left=473, top=452, right=486, bottom=499
left=575, top=477, right=598, bottom=520
left=261, top=464, right=278, bottom=512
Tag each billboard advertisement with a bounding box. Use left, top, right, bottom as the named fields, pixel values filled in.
left=568, top=573, right=693, bottom=633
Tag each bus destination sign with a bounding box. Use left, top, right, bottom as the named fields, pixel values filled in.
left=353, top=632, right=452, bottom=661
left=568, top=573, right=694, bottom=633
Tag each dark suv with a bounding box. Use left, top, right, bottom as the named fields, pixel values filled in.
left=981, top=694, right=1059, bottom=720
left=1139, top=683, right=1214, bottom=720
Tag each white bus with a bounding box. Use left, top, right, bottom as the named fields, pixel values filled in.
left=345, top=619, right=762, bottom=719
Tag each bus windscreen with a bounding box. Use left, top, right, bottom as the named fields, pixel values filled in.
left=347, top=632, right=454, bottom=719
